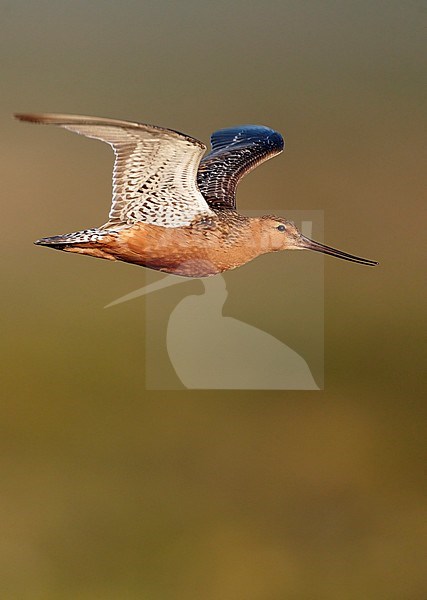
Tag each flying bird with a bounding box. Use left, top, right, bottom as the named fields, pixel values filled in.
left=15, top=113, right=377, bottom=277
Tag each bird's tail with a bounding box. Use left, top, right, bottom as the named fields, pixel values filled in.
left=35, top=228, right=117, bottom=249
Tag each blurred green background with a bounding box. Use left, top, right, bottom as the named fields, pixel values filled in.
left=1, top=1, right=425, bottom=598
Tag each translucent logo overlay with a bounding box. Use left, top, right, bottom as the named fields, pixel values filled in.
left=106, top=210, right=324, bottom=390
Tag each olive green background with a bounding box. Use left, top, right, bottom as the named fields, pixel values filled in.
left=1, top=1, right=425, bottom=598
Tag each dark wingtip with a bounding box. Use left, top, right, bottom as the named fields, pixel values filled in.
left=15, top=113, right=54, bottom=124
left=15, top=113, right=39, bottom=123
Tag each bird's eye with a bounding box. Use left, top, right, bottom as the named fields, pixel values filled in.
left=277, top=224, right=286, bottom=232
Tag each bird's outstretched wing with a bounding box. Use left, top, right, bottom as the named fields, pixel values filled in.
left=197, top=125, right=284, bottom=209
left=15, top=113, right=215, bottom=228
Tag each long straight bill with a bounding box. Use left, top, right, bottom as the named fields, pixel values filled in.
left=299, top=236, right=378, bottom=266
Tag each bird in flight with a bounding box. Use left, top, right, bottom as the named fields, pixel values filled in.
left=15, top=113, right=377, bottom=277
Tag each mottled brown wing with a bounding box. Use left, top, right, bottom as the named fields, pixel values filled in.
left=197, top=125, right=285, bottom=209
left=15, top=113, right=215, bottom=228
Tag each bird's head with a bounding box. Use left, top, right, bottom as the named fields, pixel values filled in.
left=256, top=216, right=378, bottom=266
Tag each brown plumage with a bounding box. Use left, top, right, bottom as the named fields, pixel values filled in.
left=15, top=113, right=378, bottom=276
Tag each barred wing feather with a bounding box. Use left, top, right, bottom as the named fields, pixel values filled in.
left=15, top=113, right=215, bottom=228
left=197, top=125, right=284, bottom=209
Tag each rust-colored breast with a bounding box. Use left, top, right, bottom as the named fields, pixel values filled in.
left=103, top=212, right=263, bottom=277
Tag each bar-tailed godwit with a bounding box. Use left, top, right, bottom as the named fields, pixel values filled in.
left=16, top=113, right=377, bottom=277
